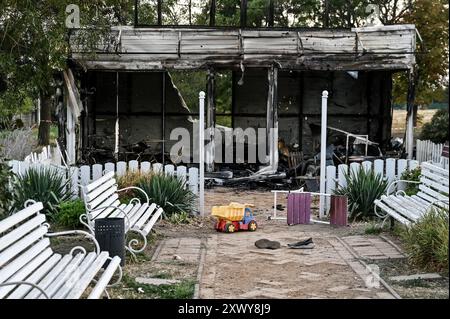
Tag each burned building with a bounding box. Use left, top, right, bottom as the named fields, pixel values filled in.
left=64, top=3, right=417, bottom=172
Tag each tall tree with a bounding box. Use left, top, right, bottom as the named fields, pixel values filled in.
left=0, top=0, right=131, bottom=145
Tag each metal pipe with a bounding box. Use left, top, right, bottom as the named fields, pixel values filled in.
left=319, top=90, right=328, bottom=218
left=199, top=91, right=206, bottom=217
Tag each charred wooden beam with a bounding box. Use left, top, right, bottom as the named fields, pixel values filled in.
left=266, top=65, right=278, bottom=170
left=241, top=0, right=247, bottom=28
left=157, top=0, right=162, bottom=26
left=268, top=0, right=274, bottom=27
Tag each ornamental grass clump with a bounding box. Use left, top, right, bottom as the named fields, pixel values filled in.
left=136, top=172, right=196, bottom=218
left=400, top=208, right=449, bottom=274
left=334, top=167, right=388, bottom=221
left=11, top=166, right=71, bottom=219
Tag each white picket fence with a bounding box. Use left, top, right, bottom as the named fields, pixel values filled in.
left=9, top=160, right=200, bottom=199
left=324, top=158, right=419, bottom=213
left=416, top=139, right=445, bottom=164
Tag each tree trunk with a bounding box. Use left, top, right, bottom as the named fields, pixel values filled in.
left=38, top=93, right=52, bottom=146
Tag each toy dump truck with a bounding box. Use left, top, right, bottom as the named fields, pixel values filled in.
left=211, top=202, right=257, bottom=233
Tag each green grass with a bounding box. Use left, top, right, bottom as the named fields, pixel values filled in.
left=365, top=222, right=384, bottom=235
left=120, top=274, right=195, bottom=299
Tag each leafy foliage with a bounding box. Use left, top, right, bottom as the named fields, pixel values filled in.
left=419, top=109, right=449, bottom=144
left=400, top=208, right=449, bottom=274
left=136, top=173, right=197, bottom=217
left=55, top=199, right=85, bottom=229
left=167, top=211, right=193, bottom=225
left=400, top=167, right=421, bottom=196
left=11, top=166, right=71, bottom=219
left=334, top=167, right=388, bottom=220
left=0, top=159, right=14, bottom=219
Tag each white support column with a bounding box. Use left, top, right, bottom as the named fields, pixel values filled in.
left=406, top=111, right=414, bottom=159
left=319, top=90, right=328, bottom=218
left=199, top=91, right=206, bottom=217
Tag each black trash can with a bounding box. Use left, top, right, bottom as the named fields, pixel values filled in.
left=95, top=218, right=125, bottom=267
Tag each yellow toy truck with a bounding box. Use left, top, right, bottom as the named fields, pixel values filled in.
left=211, top=202, right=257, bottom=233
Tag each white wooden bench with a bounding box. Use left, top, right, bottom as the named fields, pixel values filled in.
left=0, top=201, right=122, bottom=299
left=374, top=162, right=449, bottom=226
left=80, top=171, right=163, bottom=255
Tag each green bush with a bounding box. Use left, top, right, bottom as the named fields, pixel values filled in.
left=420, top=109, right=449, bottom=144
left=55, top=200, right=85, bottom=229
left=400, top=208, right=449, bottom=274
left=136, top=173, right=196, bottom=218
left=0, top=159, right=13, bottom=218
left=400, top=167, right=421, bottom=196
left=334, top=167, right=388, bottom=221
left=11, top=166, right=71, bottom=219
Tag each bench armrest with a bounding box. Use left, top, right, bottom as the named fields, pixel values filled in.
left=386, top=179, right=421, bottom=195
left=0, top=281, right=49, bottom=299
left=117, top=186, right=150, bottom=205
left=45, top=230, right=100, bottom=255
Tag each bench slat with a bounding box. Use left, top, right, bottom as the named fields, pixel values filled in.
left=41, top=253, right=85, bottom=299
left=53, top=252, right=97, bottom=299
left=382, top=196, right=421, bottom=222
left=25, top=254, right=73, bottom=299
left=0, top=248, right=53, bottom=298
left=0, top=227, right=48, bottom=268
left=134, top=203, right=157, bottom=229
left=87, top=256, right=121, bottom=299
left=87, top=187, right=118, bottom=211
left=419, top=184, right=449, bottom=202
left=142, top=207, right=164, bottom=235
left=129, top=203, right=149, bottom=228
left=66, top=252, right=110, bottom=299
left=0, top=214, right=46, bottom=252
left=422, top=162, right=449, bottom=177
left=83, top=171, right=115, bottom=193
left=0, top=202, right=43, bottom=234
left=374, top=200, right=411, bottom=225
left=0, top=238, right=50, bottom=285
left=85, top=179, right=116, bottom=202
left=421, top=169, right=449, bottom=187
left=420, top=176, right=449, bottom=195
left=7, top=254, right=62, bottom=299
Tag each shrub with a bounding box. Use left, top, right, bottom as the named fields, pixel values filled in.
left=167, top=211, right=192, bottom=225
left=0, top=128, right=36, bottom=160
left=400, top=208, right=449, bottom=274
left=116, top=170, right=143, bottom=202
left=0, top=159, right=13, bottom=218
left=55, top=200, right=85, bottom=229
left=420, top=109, right=449, bottom=144
left=400, top=167, right=421, bottom=196
left=11, top=166, right=71, bottom=219
left=334, top=167, right=388, bottom=221
left=136, top=173, right=196, bottom=217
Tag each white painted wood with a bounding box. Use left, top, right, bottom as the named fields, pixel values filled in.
left=42, top=253, right=85, bottom=299
left=385, top=158, right=396, bottom=193
left=325, top=166, right=336, bottom=214
left=116, top=161, right=127, bottom=176
left=85, top=179, right=116, bottom=202
left=189, top=167, right=199, bottom=195
left=79, top=165, right=91, bottom=186
left=66, top=252, right=111, bottom=299
left=153, top=163, right=163, bottom=174
left=140, top=161, right=151, bottom=174
left=0, top=248, right=53, bottom=298
left=53, top=252, right=97, bottom=299
left=350, top=162, right=360, bottom=176
left=0, top=214, right=46, bottom=252
left=92, top=164, right=103, bottom=181
left=0, top=228, right=48, bottom=268
left=104, top=162, right=115, bottom=174
left=397, top=159, right=408, bottom=191
left=374, top=159, right=384, bottom=177
left=87, top=256, right=121, bottom=299
left=362, top=161, right=372, bottom=172
left=25, top=254, right=73, bottom=299
left=69, top=167, right=79, bottom=198
left=337, top=164, right=348, bottom=188
left=176, top=166, right=187, bottom=184
left=409, top=160, right=419, bottom=170
left=143, top=208, right=164, bottom=235
left=83, top=171, right=115, bottom=193
left=165, top=164, right=175, bottom=176
left=0, top=202, right=43, bottom=234
left=0, top=239, right=50, bottom=284
left=7, top=254, right=62, bottom=299
left=134, top=204, right=157, bottom=230
left=129, top=160, right=139, bottom=172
